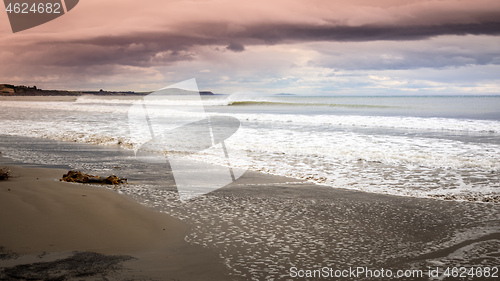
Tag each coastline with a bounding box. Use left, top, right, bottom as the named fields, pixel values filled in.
left=0, top=97, right=499, bottom=280
left=1, top=153, right=499, bottom=280
left=0, top=158, right=230, bottom=280
left=0, top=96, right=80, bottom=102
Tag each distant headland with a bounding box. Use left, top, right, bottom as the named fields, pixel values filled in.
left=0, top=84, right=215, bottom=96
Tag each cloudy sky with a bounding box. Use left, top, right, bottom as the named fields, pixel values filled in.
left=1, top=0, right=500, bottom=95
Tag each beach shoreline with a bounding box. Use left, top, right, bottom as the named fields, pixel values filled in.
left=1, top=143, right=499, bottom=280
left=0, top=158, right=230, bottom=280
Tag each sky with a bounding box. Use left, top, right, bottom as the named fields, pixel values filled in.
left=1, top=0, right=500, bottom=95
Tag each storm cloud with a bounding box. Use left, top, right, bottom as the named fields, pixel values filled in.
left=1, top=0, right=499, bottom=93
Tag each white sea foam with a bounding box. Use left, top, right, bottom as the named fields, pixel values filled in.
left=2, top=97, right=500, bottom=133
left=0, top=97, right=498, bottom=202
left=230, top=113, right=500, bottom=134
left=189, top=126, right=500, bottom=200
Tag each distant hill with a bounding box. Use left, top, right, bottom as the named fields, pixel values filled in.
left=0, top=84, right=215, bottom=96
left=0, top=84, right=74, bottom=96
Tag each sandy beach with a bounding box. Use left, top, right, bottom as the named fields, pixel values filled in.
left=1, top=149, right=499, bottom=280
left=0, top=159, right=230, bottom=280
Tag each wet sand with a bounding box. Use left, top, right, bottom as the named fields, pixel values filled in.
left=121, top=170, right=500, bottom=280
left=0, top=162, right=230, bottom=280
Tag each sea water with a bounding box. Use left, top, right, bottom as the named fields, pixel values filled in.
left=0, top=94, right=499, bottom=202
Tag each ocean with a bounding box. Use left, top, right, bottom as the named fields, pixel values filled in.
left=1, top=94, right=499, bottom=202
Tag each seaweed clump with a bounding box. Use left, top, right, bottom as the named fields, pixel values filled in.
left=60, top=170, right=127, bottom=185
left=0, top=168, right=10, bottom=181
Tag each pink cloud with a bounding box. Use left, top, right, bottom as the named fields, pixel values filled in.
left=1, top=0, right=499, bottom=91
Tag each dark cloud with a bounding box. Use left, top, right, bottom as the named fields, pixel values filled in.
left=24, top=21, right=500, bottom=68
left=226, top=42, right=245, bottom=52
left=234, top=21, right=500, bottom=43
